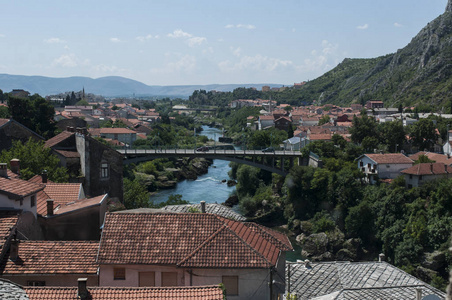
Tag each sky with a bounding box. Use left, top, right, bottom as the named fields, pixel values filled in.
left=0, top=0, right=448, bottom=86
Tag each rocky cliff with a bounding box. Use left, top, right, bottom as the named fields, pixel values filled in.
left=297, top=2, right=452, bottom=108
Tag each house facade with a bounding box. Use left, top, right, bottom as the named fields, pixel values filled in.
left=357, top=153, right=413, bottom=184
left=401, top=163, right=452, bottom=188
left=97, top=212, right=292, bottom=300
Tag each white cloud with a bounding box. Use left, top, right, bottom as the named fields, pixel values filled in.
left=357, top=24, right=369, bottom=30
left=300, top=40, right=340, bottom=73
left=167, top=29, right=192, bottom=38
left=167, top=29, right=206, bottom=47
left=188, top=37, right=206, bottom=47
left=394, top=22, right=403, bottom=27
left=44, top=37, right=65, bottom=44
left=202, top=47, right=214, bottom=54
left=0, top=34, right=6, bottom=38
left=136, top=34, right=153, bottom=42
left=225, top=24, right=256, bottom=30
left=52, top=54, right=77, bottom=68
left=230, top=46, right=241, bottom=57
left=110, top=37, right=121, bottom=43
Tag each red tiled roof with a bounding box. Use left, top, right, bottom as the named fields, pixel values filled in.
left=44, top=131, right=75, bottom=148
left=53, top=194, right=107, bottom=216
left=0, top=212, right=19, bottom=249
left=259, top=115, right=274, bottom=120
left=365, top=153, right=413, bottom=164
left=36, top=183, right=83, bottom=216
left=99, top=128, right=136, bottom=134
left=0, top=241, right=99, bottom=275
left=401, top=163, right=452, bottom=176
left=0, top=118, right=10, bottom=127
left=98, top=213, right=292, bottom=268
left=25, top=285, right=224, bottom=300
left=309, top=134, right=332, bottom=141
left=0, top=174, right=44, bottom=199
left=409, top=152, right=452, bottom=165
left=54, top=150, right=80, bottom=158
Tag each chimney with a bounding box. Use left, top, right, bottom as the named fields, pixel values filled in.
left=416, top=288, right=422, bottom=300
left=66, top=126, right=70, bottom=131
left=304, top=259, right=311, bottom=268
left=0, top=163, right=7, bottom=178
left=10, top=159, right=20, bottom=175
left=379, top=253, right=385, bottom=262
left=10, top=238, right=19, bottom=261
left=77, top=278, right=89, bottom=299
left=69, top=126, right=75, bottom=132
left=41, top=170, right=48, bottom=184
left=47, top=199, right=54, bottom=216
left=200, top=201, right=206, bottom=213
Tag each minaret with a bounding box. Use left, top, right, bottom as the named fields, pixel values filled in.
left=82, top=87, right=85, bottom=100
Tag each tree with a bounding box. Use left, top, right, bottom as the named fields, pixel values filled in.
left=318, top=115, right=330, bottom=125
left=123, top=178, right=150, bottom=209
left=378, top=121, right=405, bottom=152
left=7, top=94, right=56, bottom=138
left=0, top=106, right=9, bottom=118
left=349, top=115, right=379, bottom=144
left=0, top=139, right=69, bottom=182
left=409, top=119, right=438, bottom=151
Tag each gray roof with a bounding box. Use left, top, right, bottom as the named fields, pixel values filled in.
left=287, top=261, right=445, bottom=300
left=0, top=279, right=28, bottom=300
left=161, top=203, right=246, bottom=221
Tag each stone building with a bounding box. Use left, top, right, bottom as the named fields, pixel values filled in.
left=0, top=119, right=44, bottom=152
left=44, top=127, right=123, bottom=202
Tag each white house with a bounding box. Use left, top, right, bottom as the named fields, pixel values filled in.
left=258, top=115, right=274, bottom=130
left=357, top=153, right=413, bottom=184
left=0, top=162, right=44, bottom=218
left=97, top=211, right=293, bottom=300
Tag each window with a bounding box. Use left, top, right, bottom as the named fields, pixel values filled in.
left=101, top=162, right=109, bottom=179
left=30, top=195, right=36, bottom=208
left=139, top=272, right=155, bottom=287
left=222, top=276, right=239, bottom=296
left=27, top=281, right=45, bottom=286
left=419, top=175, right=423, bottom=180
left=161, top=272, right=177, bottom=286
left=359, top=161, right=363, bottom=167
left=114, top=267, right=126, bottom=280
left=409, top=174, right=413, bottom=179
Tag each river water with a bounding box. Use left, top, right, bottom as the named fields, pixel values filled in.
left=150, top=126, right=236, bottom=205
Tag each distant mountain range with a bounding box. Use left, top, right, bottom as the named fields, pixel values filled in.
left=0, top=74, right=283, bottom=98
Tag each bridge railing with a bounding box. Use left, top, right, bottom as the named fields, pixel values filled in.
left=120, top=147, right=301, bottom=156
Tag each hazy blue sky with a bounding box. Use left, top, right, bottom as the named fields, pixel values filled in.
left=0, top=0, right=448, bottom=85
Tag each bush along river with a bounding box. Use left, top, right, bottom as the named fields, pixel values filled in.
left=150, top=126, right=237, bottom=206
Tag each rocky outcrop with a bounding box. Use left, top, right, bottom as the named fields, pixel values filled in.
left=224, top=195, right=239, bottom=207
left=447, top=0, right=452, bottom=13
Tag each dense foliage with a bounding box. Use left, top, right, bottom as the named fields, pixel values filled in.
left=0, top=139, right=69, bottom=182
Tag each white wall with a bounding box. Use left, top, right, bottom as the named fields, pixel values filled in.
left=0, top=194, right=37, bottom=217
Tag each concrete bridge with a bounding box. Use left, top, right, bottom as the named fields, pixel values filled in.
left=118, top=148, right=303, bottom=176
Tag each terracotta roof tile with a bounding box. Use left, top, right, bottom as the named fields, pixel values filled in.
left=35, top=183, right=83, bottom=216
left=0, top=118, right=10, bottom=127
left=0, top=241, right=99, bottom=275
left=0, top=212, right=20, bottom=253
left=44, top=131, right=75, bottom=148
left=409, top=151, right=452, bottom=165
left=365, top=153, right=413, bottom=164
left=0, top=174, right=44, bottom=199
left=401, top=163, right=452, bottom=176
left=98, top=213, right=292, bottom=268
left=25, top=285, right=224, bottom=300
left=99, top=128, right=136, bottom=134
left=54, top=150, right=80, bottom=158
left=53, top=194, right=107, bottom=216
